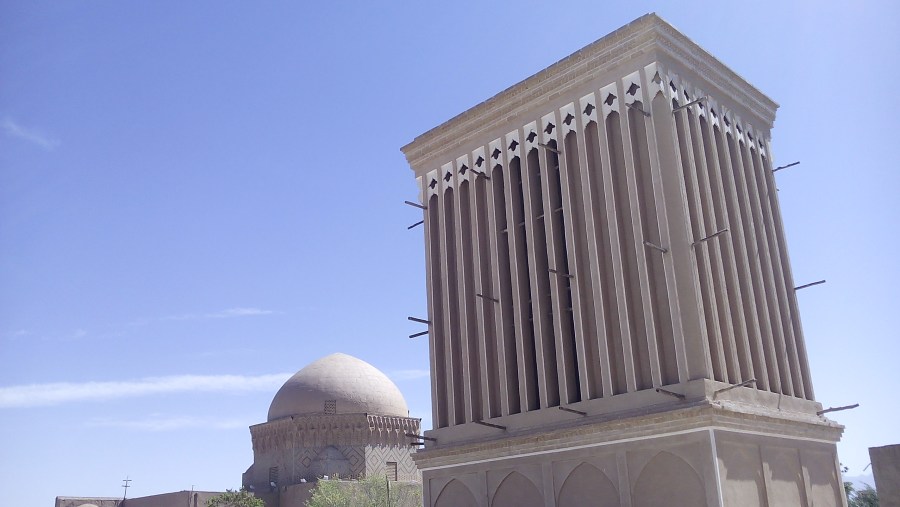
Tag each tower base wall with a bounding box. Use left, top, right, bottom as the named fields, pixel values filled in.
left=415, top=384, right=845, bottom=507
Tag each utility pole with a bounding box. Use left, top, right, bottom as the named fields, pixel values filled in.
left=122, top=477, right=132, bottom=501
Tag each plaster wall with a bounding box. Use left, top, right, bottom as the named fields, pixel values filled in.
left=56, top=498, right=120, bottom=507
left=122, top=491, right=222, bottom=507
left=421, top=427, right=843, bottom=507
left=870, top=444, right=900, bottom=507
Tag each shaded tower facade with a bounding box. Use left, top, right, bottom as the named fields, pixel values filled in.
left=401, top=14, right=845, bottom=507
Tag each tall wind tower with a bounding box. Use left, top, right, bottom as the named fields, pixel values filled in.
left=402, top=14, right=845, bottom=507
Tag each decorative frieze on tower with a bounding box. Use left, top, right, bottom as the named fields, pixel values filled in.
left=402, top=14, right=845, bottom=507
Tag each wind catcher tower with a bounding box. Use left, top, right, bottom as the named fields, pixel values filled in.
left=401, top=14, right=845, bottom=507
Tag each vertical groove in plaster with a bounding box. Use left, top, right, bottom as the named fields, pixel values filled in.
left=459, top=180, right=483, bottom=421
left=475, top=175, right=502, bottom=417
left=510, top=157, right=540, bottom=411
left=622, top=103, right=663, bottom=390
left=633, top=101, right=676, bottom=386
left=427, top=194, right=448, bottom=428
left=586, top=120, right=624, bottom=396
left=564, top=130, right=600, bottom=400
left=526, top=147, right=559, bottom=408
left=443, top=189, right=466, bottom=423
left=493, top=164, right=521, bottom=414
left=609, top=110, right=648, bottom=392
left=547, top=140, right=580, bottom=404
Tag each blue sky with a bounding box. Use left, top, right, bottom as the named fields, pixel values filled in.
left=1, top=1, right=897, bottom=505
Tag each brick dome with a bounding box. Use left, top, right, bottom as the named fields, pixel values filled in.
left=267, top=353, right=409, bottom=421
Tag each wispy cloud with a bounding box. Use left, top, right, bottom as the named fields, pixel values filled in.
left=3, top=329, right=29, bottom=340
left=390, top=369, right=430, bottom=381
left=0, top=372, right=292, bottom=409
left=162, top=307, right=278, bottom=322
left=85, top=415, right=251, bottom=432
left=1, top=117, right=59, bottom=150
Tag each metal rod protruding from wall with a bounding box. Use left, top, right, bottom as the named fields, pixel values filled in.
left=476, top=293, right=500, bottom=303
left=692, top=228, right=729, bottom=247
left=656, top=388, right=686, bottom=400
left=474, top=420, right=507, bottom=430
left=626, top=102, right=651, bottom=117
left=644, top=241, right=668, bottom=254
left=794, top=280, right=826, bottom=291
left=405, top=433, right=437, bottom=442
left=672, top=96, right=708, bottom=113
left=408, top=220, right=424, bottom=230
left=473, top=170, right=491, bottom=180
left=408, top=316, right=431, bottom=324
left=713, top=378, right=757, bottom=397
left=549, top=268, right=575, bottom=279
left=538, top=142, right=561, bottom=154
left=558, top=406, right=587, bottom=416
left=404, top=200, right=427, bottom=210
left=773, top=161, right=800, bottom=173
left=408, top=331, right=428, bottom=339
left=817, top=403, right=859, bottom=416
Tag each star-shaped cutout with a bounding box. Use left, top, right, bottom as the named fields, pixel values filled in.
left=526, top=131, right=537, bottom=143
left=492, top=148, right=501, bottom=159
left=429, top=179, right=437, bottom=189
left=444, top=172, right=452, bottom=182
left=459, top=164, right=468, bottom=175
left=651, top=71, right=662, bottom=84
left=604, top=93, right=616, bottom=106
left=508, top=139, right=518, bottom=151
left=669, top=80, right=677, bottom=93
left=627, top=83, right=640, bottom=96
left=583, top=103, right=595, bottom=116
left=475, top=155, right=484, bottom=167
left=544, top=122, right=555, bottom=134
left=564, top=113, right=575, bottom=125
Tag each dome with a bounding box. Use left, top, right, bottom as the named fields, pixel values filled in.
left=267, top=353, right=408, bottom=421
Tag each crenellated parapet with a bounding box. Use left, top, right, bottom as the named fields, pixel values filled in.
left=250, top=414, right=420, bottom=453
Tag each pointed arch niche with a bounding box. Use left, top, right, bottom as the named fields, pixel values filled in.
left=434, top=479, right=476, bottom=507
left=557, top=462, right=619, bottom=506
left=491, top=471, right=542, bottom=507
left=632, top=451, right=706, bottom=507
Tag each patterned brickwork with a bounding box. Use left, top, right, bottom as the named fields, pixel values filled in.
left=246, top=413, right=422, bottom=488
left=366, top=444, right=421, bottom=481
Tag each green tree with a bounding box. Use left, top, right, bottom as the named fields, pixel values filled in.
left=206, top=489, right=265, bottom=507
left=849, top=484, right=879, bottom=507
left=843, top=465, right=879, bottom=507
left=305, top=475, right=421, bottom=507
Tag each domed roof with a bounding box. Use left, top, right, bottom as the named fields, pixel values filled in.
left=267, top=353, right=408, bottom=421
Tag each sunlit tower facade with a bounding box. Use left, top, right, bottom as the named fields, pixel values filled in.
left=402, top=14, right=845, bottom=507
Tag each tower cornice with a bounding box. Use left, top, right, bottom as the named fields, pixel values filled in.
left=401, top=13, right=777, bottom=173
